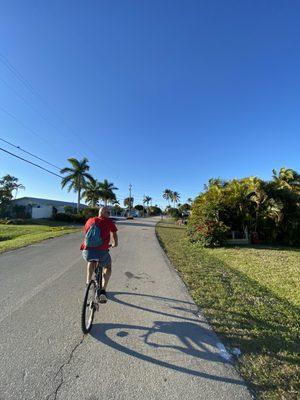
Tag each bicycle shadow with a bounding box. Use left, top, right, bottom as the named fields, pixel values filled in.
left=108, top=291, right=200, bottom=323
left=90, top=292, right=247, bottom=387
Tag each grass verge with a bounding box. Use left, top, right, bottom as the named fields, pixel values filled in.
left=0, top=220, right=81, bottom=253
left=156, top=220, right=300, bottom=400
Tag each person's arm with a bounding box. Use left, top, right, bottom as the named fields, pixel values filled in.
left=112, top=231, right=118, bottom=247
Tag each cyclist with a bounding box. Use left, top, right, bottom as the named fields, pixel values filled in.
left=80, top=206, right=118, bottom=303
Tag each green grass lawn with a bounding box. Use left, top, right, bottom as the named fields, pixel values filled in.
left=0, top=219, right=82, bottom=253
left=156, top=220, right=300, bottom=400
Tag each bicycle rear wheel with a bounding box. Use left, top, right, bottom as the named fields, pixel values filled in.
left=81, top=280, right=96, bottom=334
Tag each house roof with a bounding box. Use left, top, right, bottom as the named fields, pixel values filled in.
left=11, top=197, right=88, bottom=208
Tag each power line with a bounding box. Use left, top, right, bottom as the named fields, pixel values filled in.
left=0, top=147, right=62, bottom=179
left=0, top=137, right=61, bottom=170
left=0, top=53, right=102, bottom=160
left=0, top=76, right=72, bottom=140
left=0, top=104, right=57, bottom=150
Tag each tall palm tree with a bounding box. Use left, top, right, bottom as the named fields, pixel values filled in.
left=272, top=167, right=300, bottom=191
left=171, top=191, right=180, bottom=207
left=187, top=197, right=193, bottom=205
left=82, top=177, right=101, bottom=207
left=163, top=189, right=173, bottom=206
left=124, top=197, right=134, bottom=209
left=144, top=196, right=152, bottom=207
left=99, top=179, right=118, bottom=206
left=0, top=175, right=25, bottom=199
left=60, top=157, right=93, bottom=213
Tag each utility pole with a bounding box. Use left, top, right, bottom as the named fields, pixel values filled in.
left=129, top=183, right=132, bottom=216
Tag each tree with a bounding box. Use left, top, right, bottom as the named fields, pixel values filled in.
left=171, top=191, right=180, bottom=207
left=124, top=197, right=134, bottom=209
left=144, top=196, right=152, bottom=208
left=163, top=189, right=173, bottom=206
left=99, top=179, right=118, bottom=206
left=82, top=177, right=101, bottom=207
left=0, top=175, right=25, bottom=217
left=134, top=204, right=145, bottom=211
left=0, top=175, right=25, bottom=199
left=60, top=157, right=93, bottom=213
left=272, top=167, right=300, bottom=192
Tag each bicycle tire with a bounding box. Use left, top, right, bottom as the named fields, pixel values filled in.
left=81, top=280, right=96, bottom=334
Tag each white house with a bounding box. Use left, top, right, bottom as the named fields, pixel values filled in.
left=11, top=197, right=87, bottom=219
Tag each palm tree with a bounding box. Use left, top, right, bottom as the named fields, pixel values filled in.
left=144, top=196, right=152, bottom=207
left=163, top=189, right=173, bottom=206
left=0, top=175, right=25, bottom=199
left=143, top=196, right=152, bottom=215
left=187, top=197, right=193, bottom=205
left=82, top=177, right=101, bottom=207
left=272, top=167, right=300, bottom=191
left=171, top=191, right=180, bottom=207
left=99, top=179, right=118, bottom=206
left=60, top=157, right=93, bottom=213
left=124, top=197, right=134, bottom=209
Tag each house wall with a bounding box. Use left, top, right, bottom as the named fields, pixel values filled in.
left=32, top=206, right=53, bottom=219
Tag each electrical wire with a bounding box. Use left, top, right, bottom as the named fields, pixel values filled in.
left=0, top=53, right=102, bottom=160
left=0, top=137, right=61, bottom=170
left=0, top=104, right=58, bottom=151
left=0, top=147, right=62, bottom=179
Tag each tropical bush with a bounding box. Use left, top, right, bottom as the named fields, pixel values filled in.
left=148, top=206, right=162, bottom=216
left=81, top=207, right=99, bottom=219
left=64, top=205, right=77, bottom=214
left=167, top=207, right=181, bottom=219
left=187, top=220, right=229, bottom=247
left=54, top=213, right=86, bottom=223
left=188, top=168, right=300, bottom=247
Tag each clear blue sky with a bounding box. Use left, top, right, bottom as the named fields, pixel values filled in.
left=0, top=1, right=299, bottom=207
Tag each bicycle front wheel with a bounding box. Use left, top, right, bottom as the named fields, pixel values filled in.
left=81, top=280, right=96, bottom=334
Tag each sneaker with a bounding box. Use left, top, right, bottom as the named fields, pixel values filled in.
left=98, top=289, right=107, bottom=304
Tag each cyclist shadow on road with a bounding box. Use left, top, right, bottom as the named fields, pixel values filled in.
left=90, top=292, right=246, bottom=386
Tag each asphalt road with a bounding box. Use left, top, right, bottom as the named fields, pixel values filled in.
left=0, top=218, right=252, bottom=400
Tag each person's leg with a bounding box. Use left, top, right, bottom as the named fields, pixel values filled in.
left=102, top=265, right=112, bottom=290
left=86, top=261, right=97, bottom=285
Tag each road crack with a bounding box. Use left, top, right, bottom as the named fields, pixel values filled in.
left=46, top=335, right=85, bottom=400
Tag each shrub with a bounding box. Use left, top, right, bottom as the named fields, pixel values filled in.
left=55, top=213, right=86, bottom=224
left=64, top=205, right=77, bottom=214
left=55, top=213, right=73, bottom=222
left=81, top=207, right=99, bottom=219
left=71, top=214, right=86, bottom=224
left=167, top=207, right=181, bottom=219
left=187, top=220, right=230, bottom=247
left=148, top=206, right=162, bottom=216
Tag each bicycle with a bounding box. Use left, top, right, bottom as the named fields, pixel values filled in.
left=81, top=261, right=106, bottom=334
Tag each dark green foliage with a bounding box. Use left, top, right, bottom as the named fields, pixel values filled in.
left=167, top=207, right=181, bottom=219
left=134, top=204, right=145, bottom=211
left=187, top=220, right=230, bottom=247
left=148, top=206, right=162, bottom=216
left=54, top=213, right=86, bottom=224
left=11, top=205, right=28, bottom=219
left=188, top=168, right=300, bottom=247
left=81, top=207, right=99, bottom=219
left=64, top=205, right=77, bottom=214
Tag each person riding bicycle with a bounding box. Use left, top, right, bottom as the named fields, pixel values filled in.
left=80, top=206, right=118, bottom=303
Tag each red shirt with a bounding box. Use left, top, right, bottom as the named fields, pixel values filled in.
left=80, top=216, right=118, bottom=251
